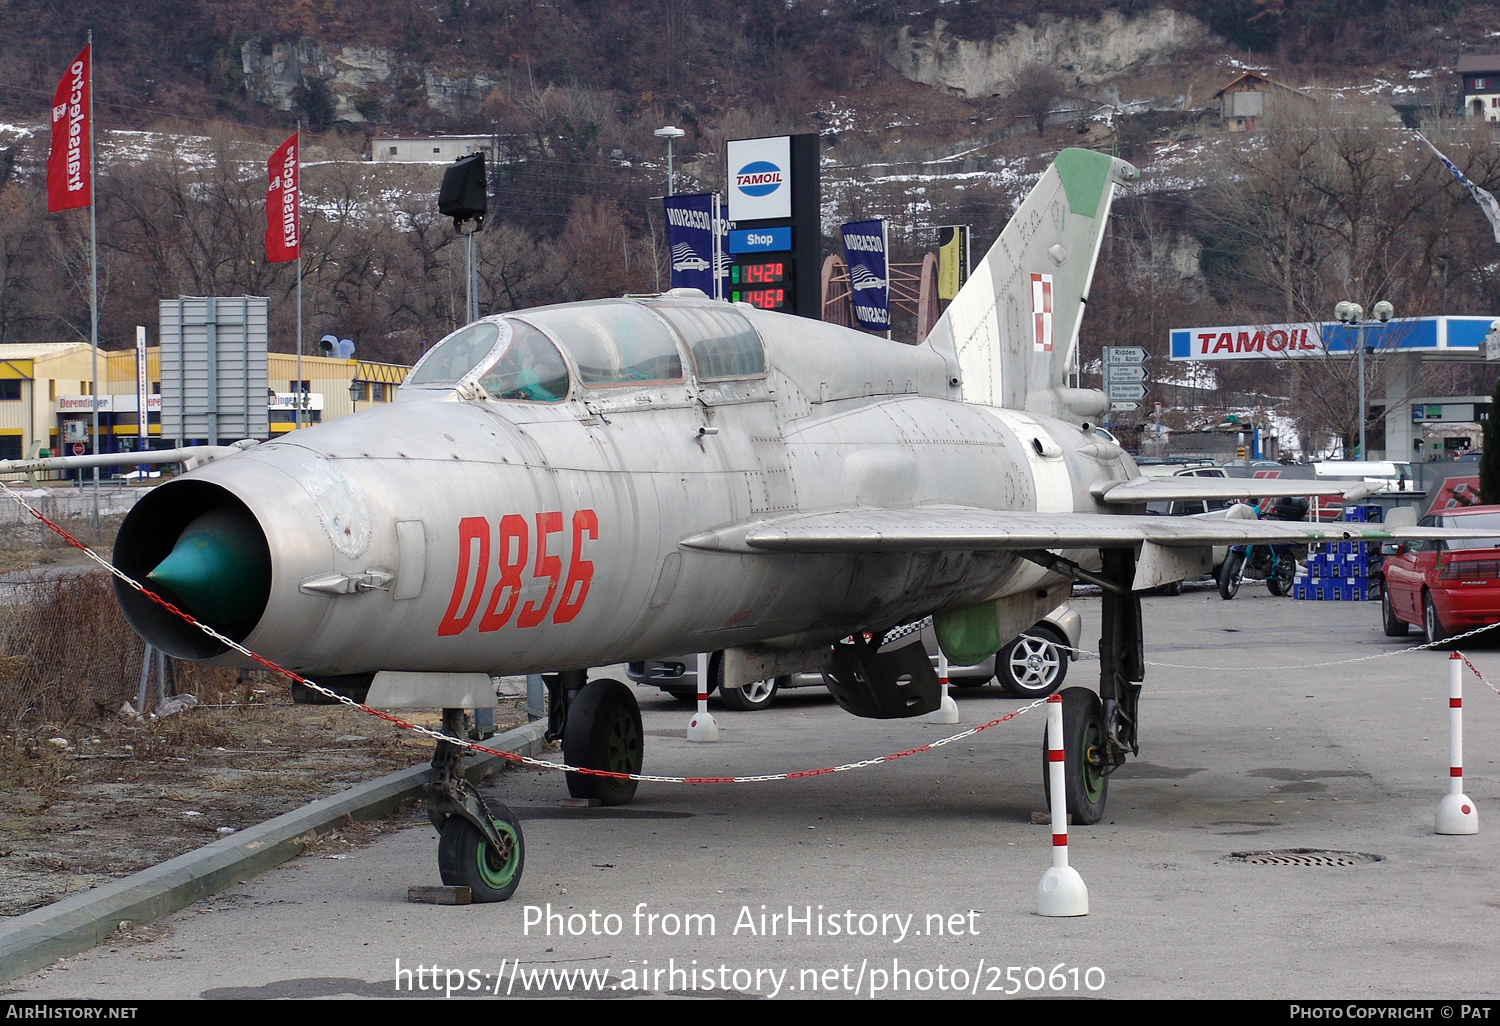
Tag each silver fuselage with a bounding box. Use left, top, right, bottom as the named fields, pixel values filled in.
left=123, top=305, right=1134, bottom=677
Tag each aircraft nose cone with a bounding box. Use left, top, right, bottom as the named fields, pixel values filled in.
left=147, top=507, right=272, bottom=625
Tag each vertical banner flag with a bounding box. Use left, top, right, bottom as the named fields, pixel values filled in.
left=46, top=45, right=91, bottom=212
left=841, top=219, right=890, bottom=333
left=663, top=192, right=716, bottom=294
left=265, top=132, right=300, bottom=263
left=937, top=225, right=969, bottom=300
left=1416, top=133, right=1500, bottom=245
left=1031, top=272, right=1054, bottom=352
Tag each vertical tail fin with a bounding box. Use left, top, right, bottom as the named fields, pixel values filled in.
left=924, top=148, right=1137, bottom=419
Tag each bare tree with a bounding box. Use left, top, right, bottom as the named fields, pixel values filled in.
left=1010, top=63, right=1064, bottom=137
left=1195, top=103, right=1498, bottom=457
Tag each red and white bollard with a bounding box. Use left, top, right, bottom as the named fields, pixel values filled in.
left=928, top=648, right=959, bottom=724
left=1435, top=652, right=1478, bottom=835
left=1036, top=694, right=1088, bottom=916
left=685, top=651, right=719, bottom=743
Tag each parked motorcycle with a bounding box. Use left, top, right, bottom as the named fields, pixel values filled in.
left=1218, top=496, right=1308, bottom=600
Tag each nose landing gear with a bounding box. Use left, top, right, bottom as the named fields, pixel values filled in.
left=427, top=707, right=525, bottom=902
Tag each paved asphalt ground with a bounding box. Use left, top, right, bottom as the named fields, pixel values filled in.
left=4, top=587, right=1498, bottom=1001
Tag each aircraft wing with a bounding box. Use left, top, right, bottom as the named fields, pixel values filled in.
left=681, top=506, right=1487, bottom=554
left=1095, top=477, right=1375, bottom=504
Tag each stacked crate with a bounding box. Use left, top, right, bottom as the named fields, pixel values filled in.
left=1292, top=504, right=1383, bottom=601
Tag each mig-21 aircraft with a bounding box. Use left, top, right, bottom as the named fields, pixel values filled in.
left=12, top=149, right=1474, bottom=901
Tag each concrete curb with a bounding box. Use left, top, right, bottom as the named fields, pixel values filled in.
left=0, top=719, right=549, bottom=986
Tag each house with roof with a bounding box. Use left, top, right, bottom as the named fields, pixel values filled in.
left=1458, top=55, right=1500, bottom=122
left=1213, top=71, right=1312, bottom=132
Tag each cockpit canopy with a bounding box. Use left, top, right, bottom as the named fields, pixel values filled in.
left=403, top=299, right=765, bottom=402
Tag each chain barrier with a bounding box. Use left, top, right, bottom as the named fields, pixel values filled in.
left=0, top=482, right=1046, bottom=785
left=1042, top=606, right=1500, bottom=675
left=1456, top=649, right=1500, bottom=698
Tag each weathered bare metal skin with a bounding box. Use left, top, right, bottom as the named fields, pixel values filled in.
left=126, top=305, right=1117, bottom=677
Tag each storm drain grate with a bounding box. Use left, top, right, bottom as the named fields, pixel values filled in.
left=1230, top=849, right=1381, bottom=867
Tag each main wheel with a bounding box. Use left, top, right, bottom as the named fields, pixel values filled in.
left=716, top=657, right=781, bottom=711
left=563, top=678, right=643, bottom=805
left=1423, top=591, right=1447, bottom=645
left=437, top=805, right=524, bottom=902
left=1218, top=550, right=1245, bottom=600
left=1268, top=556, right=1295, bottom=597
left=1382, top=587, right=1409, bottom=637
left=999, top=628, right=1068, bottom=698
left=1040, top=687, right=1108, bottom=825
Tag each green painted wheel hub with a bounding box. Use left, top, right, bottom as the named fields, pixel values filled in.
left=477, top=821, right=521, bottom=889
left=1081, top=721, right=1106, bottom=802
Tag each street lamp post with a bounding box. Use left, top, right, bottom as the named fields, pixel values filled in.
left=653, top=125, right=686, bottom=196
left=1334, top=300, right=1394, bottom=461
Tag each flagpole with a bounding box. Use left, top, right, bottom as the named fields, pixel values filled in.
left=883, top=218, right=891, bottom=341
left=295, top=127, right=302, bottom=431
left=87, top=29, right=99, bottom=532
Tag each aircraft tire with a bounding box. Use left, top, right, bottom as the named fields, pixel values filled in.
left=437, top=805, right=524, bottom=902
left=1041, top=687, right=1108, bottom=825
left=563, top=678, right=642, bottom=805
left=1218, top=551, right=1244, bottom=600
left=1382, top=588, right=1409, bottom=637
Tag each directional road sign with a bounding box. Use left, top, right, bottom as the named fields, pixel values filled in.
left=1106, top=383, right=1149, bottom=402
left=1104, top=346, right=1147, bottom=364
left=1104, top=365, right=1148, bottom=382
left=1109, top=401, right=1142, bottom=412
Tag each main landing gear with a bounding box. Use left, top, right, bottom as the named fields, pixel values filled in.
left=543, top=670, right=645, bottom=805
left=1020, top=548, right=1145, bottom=825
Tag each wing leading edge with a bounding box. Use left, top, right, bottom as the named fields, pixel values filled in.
left=1095, top=477, right=1379, bottom=504
left=680, top=506, right=1490, bottom=555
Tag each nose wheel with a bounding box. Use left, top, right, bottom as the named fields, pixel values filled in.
left=426, top=707, right=525, bottom=902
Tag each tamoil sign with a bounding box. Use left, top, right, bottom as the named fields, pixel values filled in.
left=727, top=136, right=791, bottom=221
left=1170, top=322, right=1325, bottom=361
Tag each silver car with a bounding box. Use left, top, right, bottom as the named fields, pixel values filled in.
left=626, top=605, right=1084, bottom=710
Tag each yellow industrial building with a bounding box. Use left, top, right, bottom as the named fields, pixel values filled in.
left=0, top=343, right=409, bottom=463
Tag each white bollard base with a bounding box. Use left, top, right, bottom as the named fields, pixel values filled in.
left=927, top=693, right=959, bottom=724
left=686, top=710, right=719, bottom=743
left=1036, top=865, right=1089, bottom=917
left=1435, top=792, right=1478, bottom=835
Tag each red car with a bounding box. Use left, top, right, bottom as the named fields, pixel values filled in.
left=1381, top=505, right=1500, bottom=643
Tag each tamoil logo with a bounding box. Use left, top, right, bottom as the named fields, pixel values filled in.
left=735, top=161, right=784, bottom=196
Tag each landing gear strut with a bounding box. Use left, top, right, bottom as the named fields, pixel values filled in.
left=427, top=707, right=525, bottom=901
left=1021, top=548, right=1145, bottom=824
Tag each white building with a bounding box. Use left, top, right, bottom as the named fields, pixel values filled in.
left=371, top=135, right=504, bottom=163
left=1459, top=55, right=1500, bottom=122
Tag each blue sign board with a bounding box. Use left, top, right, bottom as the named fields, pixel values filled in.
left=840, top=219, right=889, bottom=332
left=663, top=193, right=717, bottom=294
left=728, top=226, right=792, bottom=254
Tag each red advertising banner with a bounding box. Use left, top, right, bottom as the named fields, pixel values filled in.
left=265, top=132, right=299, bottom=263
left=46, top=44, right=91, bottom=212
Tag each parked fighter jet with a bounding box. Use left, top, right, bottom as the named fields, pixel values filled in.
left=12, top=149, right=1464, bottom=902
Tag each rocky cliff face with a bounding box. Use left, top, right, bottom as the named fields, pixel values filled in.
left=239, top=38, right=493, bottom=122
left=886, top=7, right=1218, bottom=98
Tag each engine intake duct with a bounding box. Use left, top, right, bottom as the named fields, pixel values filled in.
left=113, top=481, right=272, bottom=659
